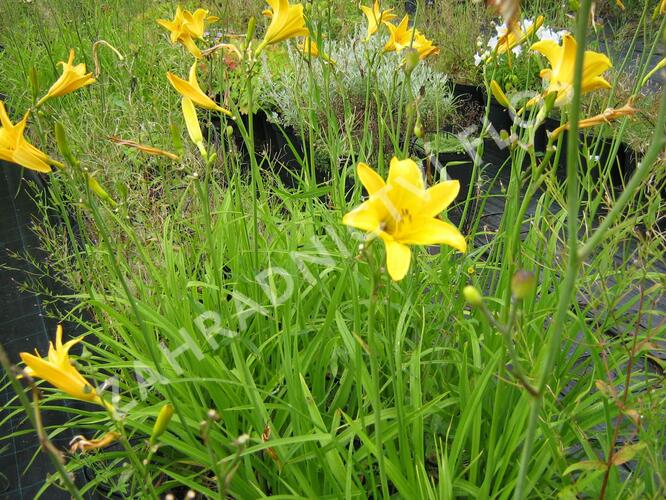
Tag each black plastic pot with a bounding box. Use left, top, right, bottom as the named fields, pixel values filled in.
left=436, top=151, right=474, bottom=196
left=543, top=128, right=638, bottom=188
left=486, top=97, right=513, bottom=135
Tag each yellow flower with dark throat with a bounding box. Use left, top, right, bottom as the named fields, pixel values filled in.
left=531, top=34, right=612, bottom=106
left=360, top=1, right=397, bottom=41
left=255, top=0, right=309, bottom=55
left=167, top=61, right=232, bottom=115
left=157, top=7, right=219, bottom=58
left=0, top=101, right=55, bottom=173
left=37, top=49, right=96, bottom=106
left=20, top=325, right=107, bottom=406
left=343, top=158, right=466, bottom=281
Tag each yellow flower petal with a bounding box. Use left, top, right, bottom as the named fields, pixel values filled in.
left=0, top=103, right=53, bottom=173
left=166, top=62, right=231, bottom=115
left=385, top=157, right=426, bottom=211
left=182, top=96, right=204, bottom=147
left=342, top=202, right=382, bottom=233
left=422, top=180, right=460, bottom=217
left=398, top=217, right=467, bottom=252
left=258, top=0, right=309, bottom=53
left=531, top=40, right=561, bottom=69
left=180, top=35, right=203, bottom=59
left=357, top=162, right=386, bottom=195
left=381, top=236, right=412, bottom=281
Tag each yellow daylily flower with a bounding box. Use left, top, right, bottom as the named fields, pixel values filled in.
left=343, top=158, right=466, bottom=281
left=549, top=100, right=637, bottom=139
left=531, top=34, right=612, bottom=107
left=157, top=6, right=219, bottom=59
left=0, top=101, right=55, bottom=173
left=297, top=35, right=335, bottom=64
left=20, top=325, right=106, bottom=406
left=255, top=0, right=309, bottom=55
left=37, top=49, right=96, bottom=106
left=360, top=1, right=397, bottom=41
left=383, top=16, right=438, bottom=60
left=383, top=15, right=415, bottom=53
left=412, top=32, right=439, bottom=60
left=167, top=61, right=232, bottom=115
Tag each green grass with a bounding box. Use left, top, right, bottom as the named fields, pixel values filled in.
left=1, top=1, right=665, bottom=498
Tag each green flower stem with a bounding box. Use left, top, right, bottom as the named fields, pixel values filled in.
left=513, top=0, right=593, bottom=497
left=476, top=300, right=537, bottom=397
left=363, top=248, right=389, bottom=498
left=0, top=344, right=84, bottom=500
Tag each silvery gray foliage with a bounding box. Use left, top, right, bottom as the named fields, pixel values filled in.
left=258, top=26, right=456, bottom=137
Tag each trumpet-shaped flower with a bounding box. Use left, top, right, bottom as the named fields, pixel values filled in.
left=256, top=0, right=309, bottom=55
left=37, top=49, right=96, bottom=106
left=531, top=34, right=612, bottom=107
left=20, top=325, right=105, bottom=405
left=413, top=32, right=439, bottom=60
left=0, top=101, right=54, bottom=173
left=383, top=16, right=415, bottom=53
left=167, top=62, right=231, bottom=115
left=157, top=7, right=219, bottom=58
left=360, top=1, right=397, bottom=41
left=383, top=16, right=438, bottom=61
left=343, top=158, right=466, bottom=281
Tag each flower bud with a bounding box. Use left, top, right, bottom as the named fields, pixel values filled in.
left=29, top=66, right=39, bottom=101
left=149, top=403, right=174, bottom=445
left=245, top=16, right=256, bottom=46
left=511, top=270, right=536, bottom=299
left=413, top=118, right=424, bottom=138
left=463, top=285, right=483, bottom=306
left=490, top=80, right=513, bottom=110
